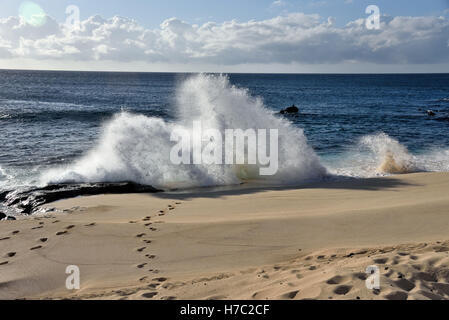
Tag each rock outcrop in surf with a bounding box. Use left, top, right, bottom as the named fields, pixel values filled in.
left=1, top=182, right=161, bottom=216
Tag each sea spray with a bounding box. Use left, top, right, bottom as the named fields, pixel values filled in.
left=360, top=133, right=415, bottom=174
left=324, top=132, right=418, bottom=177
left=41, top=74, right=326, bottom=189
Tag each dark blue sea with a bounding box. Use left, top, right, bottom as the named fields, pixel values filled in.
left=1, top=70, right=449, bottom=208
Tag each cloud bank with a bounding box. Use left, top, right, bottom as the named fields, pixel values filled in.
left=0, top=12, right=448, bottom=66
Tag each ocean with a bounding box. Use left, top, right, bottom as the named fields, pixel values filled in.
left=1, top=70, right=449, bottom=215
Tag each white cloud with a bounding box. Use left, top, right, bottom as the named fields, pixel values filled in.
left=0, top=12, right=448, bottom=66
left=271, top=0, right=287, bottom=7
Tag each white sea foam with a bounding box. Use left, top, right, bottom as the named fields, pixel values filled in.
left=325, top=132, right=449, bottom=178
left=0, top=165, right=6, bottom=181
left=361, top=133, right=415, bottom=174
left=41, top=74, right=326, bottom=188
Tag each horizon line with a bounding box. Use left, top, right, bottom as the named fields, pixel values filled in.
left=1, top=67, right=448, bottom=75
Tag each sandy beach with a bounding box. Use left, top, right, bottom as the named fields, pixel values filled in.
left=1, top=172, right=449, bottom=300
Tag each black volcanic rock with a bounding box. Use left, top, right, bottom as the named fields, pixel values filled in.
left=280, top=105, right=299, bottom=115
left=0, top=190, right=9, bottom=202
left=0, top=212, right=5, bottom=220
left=1, top=182, right=162, bottom=215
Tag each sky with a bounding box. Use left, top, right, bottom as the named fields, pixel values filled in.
left=0, top=0, right=448, bottom=72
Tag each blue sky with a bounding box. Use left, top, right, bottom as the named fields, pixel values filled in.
left=0, top=0, right=448, bottom=72
left=1, top=0, right=448, bottom=27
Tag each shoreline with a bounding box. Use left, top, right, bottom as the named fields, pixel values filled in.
left=1, top=172, right=449, bottom=300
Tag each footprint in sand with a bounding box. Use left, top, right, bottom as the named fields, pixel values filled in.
left=385, top=291, right=408, bottom=300
left=145, top=223, right=152, bottom=227
left=374, top=257, right=389, bottom=264
left=12, top=230, right=20, bottom=235
left=326, top=275, right=346, bottom=285
left=56, top=231, right=68, bottom=236
left=141, top=292, right=158, bottom=299
left=31, top=226, right=43, bottom=230
left=372, top=289, right=381, bottom=296
left=5, top=252, right=16, bottom=258
left=395, top=279, right=416, bottom=292
left=282, top=290, right=299, bottom=299
left=136, top=233, right=146, bottom=238
left=153, top=277, right=168, bottom=282
left=143, top=240, right=152, bottom=244
left=30, top=245, right=42, bottom=251
left=66, top=225, right=75, bottom=230
left=334, top=285, right=352, bottom=295
left=416, top=272, right=437, bottom=282
left=0, top=261, right=8, bottom=266
left=149, top=227, right=157, bottom=232
left=0, top=237, right=10, bottom=241
left=353, top=272, right=368, bottom=281
left=148, top=283, right=160, bottom=289
left=39, top=238, right=48, bottom=243
left=52, top=220, right=60, bottom=224
left=136, top=247, right=146, bottom=252
left=137, top=263, right=147, bottom=269
left=145, top=254, right=156, bottom=259
left=85, top=223, right=96, bottom=227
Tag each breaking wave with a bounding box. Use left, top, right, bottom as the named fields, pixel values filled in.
left=40, top=74, right=326, bottom=189
left=325, top=132, right=449, bottom=178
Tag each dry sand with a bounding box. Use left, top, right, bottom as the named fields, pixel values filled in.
left=1, top=172, right=449, bottom=300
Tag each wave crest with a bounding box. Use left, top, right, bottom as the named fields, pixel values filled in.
left=41, top=74, right=326, bottom=188
left=360, top=133, right=415, bottom=174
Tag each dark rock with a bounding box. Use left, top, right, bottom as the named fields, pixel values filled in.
left=0, top=212, right=5, bottom=220
left=1, top=215, right=16, bottom=221
left=0, top=191, right=9, bottom=202
left=1, top=182, right=162, bottom=215
left=280, top=105, right=299, bottom=115
left=427, top=110, right=436, bottom=116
